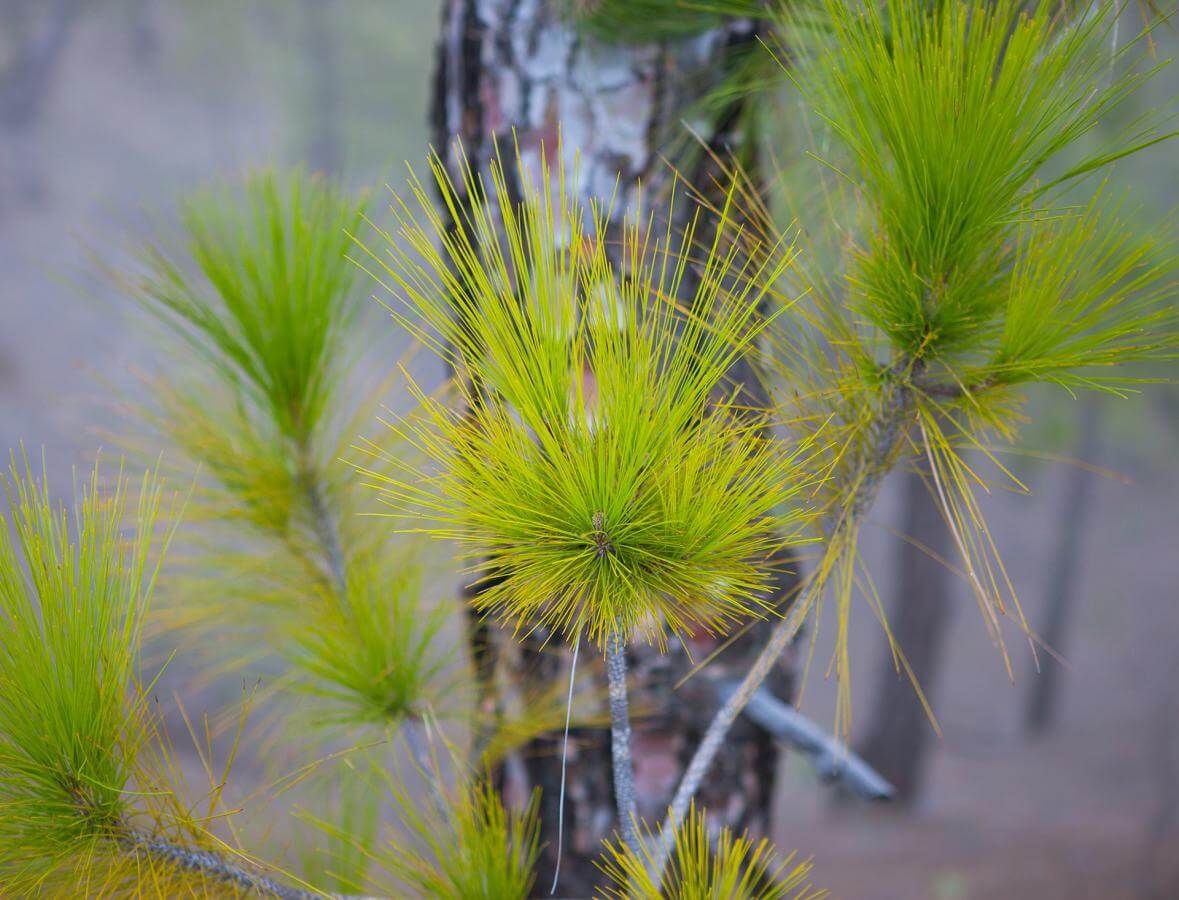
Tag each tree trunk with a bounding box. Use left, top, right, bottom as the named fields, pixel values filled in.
left=856, top=459, right=955, bottom=806
left=430, top=2, right=796, bottom=894
left=1025, top=395, right=1101, bottom=734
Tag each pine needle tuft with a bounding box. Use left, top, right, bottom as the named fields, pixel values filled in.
left=357, top=143, right=821, bottom=648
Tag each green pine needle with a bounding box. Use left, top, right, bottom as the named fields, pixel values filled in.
left=569, top=0, right=770, bottom=44
left=132, top=169, right=367, bottom=447
left=377, top=778, right=540, bottom=900
left=122, top=169, right=451, bottom=735
left=307, top=750, right=541, bottom=900
left=0, top=455, right=169, bottom=880
left=285, top=561, right=451, bottom=727
left=983, top=192, right=1178, bottom=390
left=0, top=455, right=294, bottom=896
left=735, top=0, right=1177, bottom=732
left=357, top=144, right=821, bottom=648
left=781, top=0, right=1177, bottom=368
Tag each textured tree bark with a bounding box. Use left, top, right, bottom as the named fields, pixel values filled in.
left=429, top=2, right=796, bottom=894
left=856, top=459, right=955, bottom=805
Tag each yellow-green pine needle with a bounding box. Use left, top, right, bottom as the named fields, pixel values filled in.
left=357, top=141, right=820, bottom=648
left=597, top=801, right=825, bottom=899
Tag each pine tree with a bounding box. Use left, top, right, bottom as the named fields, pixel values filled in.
left=1, top=1, right=1174, bottom=897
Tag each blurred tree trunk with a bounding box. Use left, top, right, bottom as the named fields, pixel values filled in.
left=0, top=0, right=86, bottom=207
left=126, top=0, right=161, bottom=65
left=301, top=0, right=342, bottom=174
left=1025, top=396, right=1101, bottom=734
left=430, top=2, right=796, bottom=894
left=856, top=459, right=955, bottom=805
left=0, top=0, right=85, bottom=130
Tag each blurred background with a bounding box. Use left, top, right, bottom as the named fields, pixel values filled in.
left=1, top=2, right=1176, bottom=897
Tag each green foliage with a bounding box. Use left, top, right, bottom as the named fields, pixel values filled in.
left=0, top=456, right=169, bottom=884
left=357, top=146, right=819, bottom=647
left=598, top=802, right=824, bottom=898
left=124, top=169, right=451, bottom=734
left=30, top=1, right=1168, bottom=894
left=376, top=778, right=540, bottom=900
left=287, top=563, right=448, bottom=727
left=0, top=456, right=295, bottom=896
left=752, top=0, right=1177, bottom=729
left=292, top=768, right=380, bottom=894
left=986, top=192, right=1176, bottom=389
left=308, top=748, right=541, bottom=900
left=134, top=169, right=364, bottom=446
left=782, top=0, right=1176, bottom=373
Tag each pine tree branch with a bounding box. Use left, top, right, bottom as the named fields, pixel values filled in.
left=605, top=629, right=640, bottom=857
left=913, top=373, right=994, bottom=400
left=650, top=576, right=813, bottom=877
left=298, top=452, right=349, bottom=603
left=724, top=681, right=895, bottom=800
left=121, top=831, right=314, bottom=899
left=299, top=449, right=453, bottom=820
left=650, top=367, right=916, bottom=878
left=403, top=716, right=452, bottom=817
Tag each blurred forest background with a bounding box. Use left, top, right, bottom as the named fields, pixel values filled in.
left=1, top=2, right=1177, bottom=897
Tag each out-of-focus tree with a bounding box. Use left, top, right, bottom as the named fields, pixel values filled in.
left=0, top=0, right=89, bottom=205
left=857, top=460, right=955, bottom=803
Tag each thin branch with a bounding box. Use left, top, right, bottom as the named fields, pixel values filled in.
left=301, top=450, right=451, bottom=817
left=121, top=830, right=313, bottom=899
left=605, top=628, right=640, bottom=857
left=651, top=579, right=812, bottom=877
left=651, top=368, right=916, bottom=878
left=403, top=716, right=451, bottom=817
left=723, top=681, right=894, bottom=801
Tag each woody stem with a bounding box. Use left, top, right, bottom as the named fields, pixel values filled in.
left=605, top=627, right=640, bottom=857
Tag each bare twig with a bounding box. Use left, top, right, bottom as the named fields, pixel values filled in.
left=651, top=368, right=916, bottom=877
left=605, top=629, right=640, bottom=857
left=652, top=581, right=812, bottom=876
left=724, top=681, right=894, bottom=801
